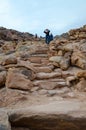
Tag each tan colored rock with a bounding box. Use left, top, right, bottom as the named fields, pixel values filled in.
left=49, top=56, right=62, bottom=68
left=38, top=89, right=48, bottom=95
left=77, top=70, right=86, bottom=79
left=2, top=55, right=17, bottom=65
left=6, top=68, right=33, bottom=91
left=52, top=62, right=59, bottom=67
left=57, top=50, right=63, bottom=56
left=35, top=66, right=53, bottom=73
left=41, top=58, right=49, bottom=65
left=9, top=100, right=86, bottom=130
left=48, top=87, right=70, bottom=96
left=28, top=57, right=41, bottom=63
left=34, top=80, right=66, bottom=90
left=66, top=76, right=78, bottom=87
left=0, top=71, right=6, bottom=87
left=63, top=43, right=73, bottom=52
left=36, top=72, right=61, bottom=79
left=60, top=57, right=70, bottom=70
left=71, top=50, right=86, bottom=69
left=2, top=42, right=16, bottom=52
left=0, top=88, right=29, bottom=107
left=74, top=78, right=86, bottom=92
left=49, top=56, right=62, bottom=63
left=19, top=67, right=36, bottom=81
left=49, top=55, right=70, bottom=70
left=0, top=65, right=6, bottom=71
left=78, top=33, right=86, bottom=38
left=17, top=60, right=37, bottom=73
left=62, top=70, right=74, bottom=78
left=0, top=110, right=11, bottom=130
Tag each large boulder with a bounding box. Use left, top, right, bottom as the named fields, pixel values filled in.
left=77, top=70, right=86, bottom=79
left=9, top=100, right=86, bottom=130
left=71, top=50, right=86, bottom=69
left=6, top=68, right=33, bottom=91
left=1, top=55, right=17, bottom=65
left=33, top=80, right=66, bottom=90
left=49, top=56, right=62, bottom=63
left=60, top=57, right=70, bottom=70
left=74, top=78, right=86, bottom=92
left=49, top=55, right=70, bottom=70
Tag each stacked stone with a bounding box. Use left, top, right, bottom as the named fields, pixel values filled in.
left=68, top=25, right=86, bottom=40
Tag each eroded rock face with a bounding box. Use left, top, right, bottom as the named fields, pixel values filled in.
left=0, top=27, right=33, bottom=41
left=49, top=42, right=86, bottom=69
left=71, top=50, right=86, bottom=69
left=0, top=26, right=86, bottom=130
left=48, top=26, right=86, bottom=94
left=0, top=110, right=11, bottom=130
left=9, top=100, right=86, bottom=130
left=6, top=68, right=33, bottom=91
left=74, top=78, right=86, bottom=91
left=1, top=55, right=17, bottom=66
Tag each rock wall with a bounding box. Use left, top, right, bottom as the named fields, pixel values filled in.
left=49, top=25, right=86, bottom=91
left=0, top=27, right=34, bottom=42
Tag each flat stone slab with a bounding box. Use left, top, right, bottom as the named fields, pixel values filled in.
left=9, top=99, right=86, bottom=130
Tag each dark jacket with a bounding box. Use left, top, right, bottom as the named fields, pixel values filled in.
left=45, top=33, right=53, bottom=44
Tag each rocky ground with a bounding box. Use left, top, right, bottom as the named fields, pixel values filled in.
left=0, top=25, right=86, bottom=130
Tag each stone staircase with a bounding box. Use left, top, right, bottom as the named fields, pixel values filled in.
left=24, top=43, right=71, bottom=96
left=28, top=44, right=49, bottom=66
left=0, top=26, right=86, bottom=130
left=0, top=42, right=86, bottom=130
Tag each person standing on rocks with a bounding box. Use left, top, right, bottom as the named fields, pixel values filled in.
left=44, top=29, right=53, bottom=44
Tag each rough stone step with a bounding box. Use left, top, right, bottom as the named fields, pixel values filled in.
left=29, top=59, right=49, bottom=64
left=32, top=87, right=71, bottom=96
left=33, top=78, right=65, bottom=83
left=30, top=49, right=49, bottom=55
left=9, top=100, right=86, bottom=130
left=34, top=65, right=54, bottom=73
left=36, top=72, right=62, bottom=80
left=30, top=54, right=48, bottom=57
left=30, top=60, right=50, bottom=67
left=28, top=56, right=48, bottom=64
left=30, top=63, right=49, bottom=67
left=47, top=87, right=71, bottom=96
left=33, top=80, right=66, bottom=90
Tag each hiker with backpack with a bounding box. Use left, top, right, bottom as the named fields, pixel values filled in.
left=44, top=29, right=53, bottom=44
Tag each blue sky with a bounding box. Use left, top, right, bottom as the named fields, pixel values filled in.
left=0, top=0, right=86, bottom=36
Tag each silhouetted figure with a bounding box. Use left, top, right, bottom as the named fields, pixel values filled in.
left=34, top=33, right=38, bottom=38
left=44, top=29, right=53, bottom=44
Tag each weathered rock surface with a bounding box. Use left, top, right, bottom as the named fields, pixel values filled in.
left=6, top=68, right=33, bottom=91
left=0, top=27, right=33, bottom=41
left=71, top=50, right=86, bottom=69
left=0, top=71, right=7, bottom=88
left=0, top=25, right=86, bottom=130
left=0, top=110, right=11, bottom=130
left=9, top=100, right=86, bottom=130
left=1, top=55, right=17, bottom=65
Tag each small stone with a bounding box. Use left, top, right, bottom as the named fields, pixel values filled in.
left=38, top=89, right=48, bottom=95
